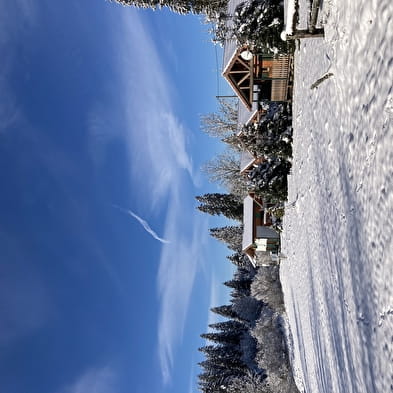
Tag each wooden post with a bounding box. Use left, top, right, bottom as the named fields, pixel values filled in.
left=309, top=0, right=322, bottom=33
left=286, top=28, right=324, bottom=40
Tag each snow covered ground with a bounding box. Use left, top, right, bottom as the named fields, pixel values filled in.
left=280, top=0, right=393, bottom=392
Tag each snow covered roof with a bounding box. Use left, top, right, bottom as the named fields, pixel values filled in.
left=256, top=226, right=280, bottom=239
left=222, top=0, right=244, bottom=73
left=237, top=101, right=258, bottom=129
left=242, top=195, right=254, bottom=253
left=240, top=151, right=256, bottom=174
left=222, top=0, right=256, bottom=111
left=223, top=40, right=238, bottom=74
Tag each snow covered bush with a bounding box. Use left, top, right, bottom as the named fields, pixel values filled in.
left=238, top=102, right=293, bottom=201
left=225, top=370, right=268, bottom=393
left=251, top=308, right=294, bottom=392
left=239, top=103, right=293, bottom=160
left=246, top=157, right=291, bottom=201
left=251, top=266, right=285, bottom=313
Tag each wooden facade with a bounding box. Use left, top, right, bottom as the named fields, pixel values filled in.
left=223, top=47, right=292, bottom=110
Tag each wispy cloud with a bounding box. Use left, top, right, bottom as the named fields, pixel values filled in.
left=206, top=274, right=220, bottom=330
left=112, top=15, right=208, bottom=384
left=157, top=205, right=209, bottom=383
left=205, top=272, right=233, bottom=333
left=58, top=366, right=116, bottom=393
left=87, top=9, right=194, bottom=208
left=87, top=9, right=210, bottom=385
left=188, top=363, right=196, bottom=393
left=0, top=244, right=50, bottom=346
left=0, top=0, right=38, bottom=135
left=113, top=204, right=170, bottom=244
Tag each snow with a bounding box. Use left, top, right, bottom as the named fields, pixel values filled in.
left=280, top=0, right=393, bottom=392
left=268, top=17, right=281, bottom=28
left=295, top=0, right=311, bottom=30
left=284, top=0, right=296, bottom=35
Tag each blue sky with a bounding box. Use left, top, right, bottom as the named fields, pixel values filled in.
left=0, top=1, right=235, bottom=393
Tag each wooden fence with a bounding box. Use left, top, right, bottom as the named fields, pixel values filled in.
left=271, top=55, right=291, bottom=101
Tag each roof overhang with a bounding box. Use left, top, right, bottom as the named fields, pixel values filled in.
left=222, top=47, right=254, bottom=110
left=240, top=150, right=257, bottom=174
left=242, top=195, right=254, bottom=253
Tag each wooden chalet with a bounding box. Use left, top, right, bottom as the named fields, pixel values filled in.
left=242, top=194, right=280, bottom=266
left=223, top=49, right=292, bottom=110
left=223, top=0, right=293, bottom=110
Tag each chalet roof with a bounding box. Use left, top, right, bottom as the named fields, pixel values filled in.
left=242, top=195, right=254, bottom=253
left=222, top=0, right=244, bottom=72
left=238, top=102, right=259, bottom=174
left=223, top=40, right=238, bottom=75
left=240, top=150, right=256, bottom=174
left=237, top=101, right=258, bottom=128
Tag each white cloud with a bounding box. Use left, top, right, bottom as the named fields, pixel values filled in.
left=206, top=274, right=220, bottom=330
left=157, top=203, right=209, bottom=384
left=58, top=367, right=116, bottom=393
left=205, top=271, right=234, bottom=333
left=188, top=364, right=196, bottom=393
left=88, top=9, right=194, bottom=207
left=113, top=204, right=170, bottom=244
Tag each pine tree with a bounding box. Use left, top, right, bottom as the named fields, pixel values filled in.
left=210, top=304, right=244, bottom=321
left=233, top=0, right=287, bottom=54
left=232, top=296, right=263, bottom=324
left=198, top=358, right=245, bottom=372
left=199, top=344, right=245, bottom=374
left=201, top=331, right=242, bottom=346
left=208, top=320, right=245, bottom=333
left=112, top=0, right=227, bottom=16
left=196, top=193, right=243, bottom=221
left=198, top=370, right=233, bottom=393
left=199, top=344, right=241, bottom=357
left=226, top=252, right=250, bottom=269
left=224, top=278, right=253, bottom=293
left=210, top=225, right=243, bottom=251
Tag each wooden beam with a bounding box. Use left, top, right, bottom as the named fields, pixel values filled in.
left=236, top=56, right=251, bottom=70
left=228, top=70, right=251, bottom=74
left=238, top=72, right=251, bottom=86
left=249, top=56, right=254, bottom=104
left=286, top=29, right=324, bottom=39
left=309, top=0, right=322, bottom=33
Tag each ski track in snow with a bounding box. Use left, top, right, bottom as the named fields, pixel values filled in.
left=280, top=0, right=393, bottom=392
